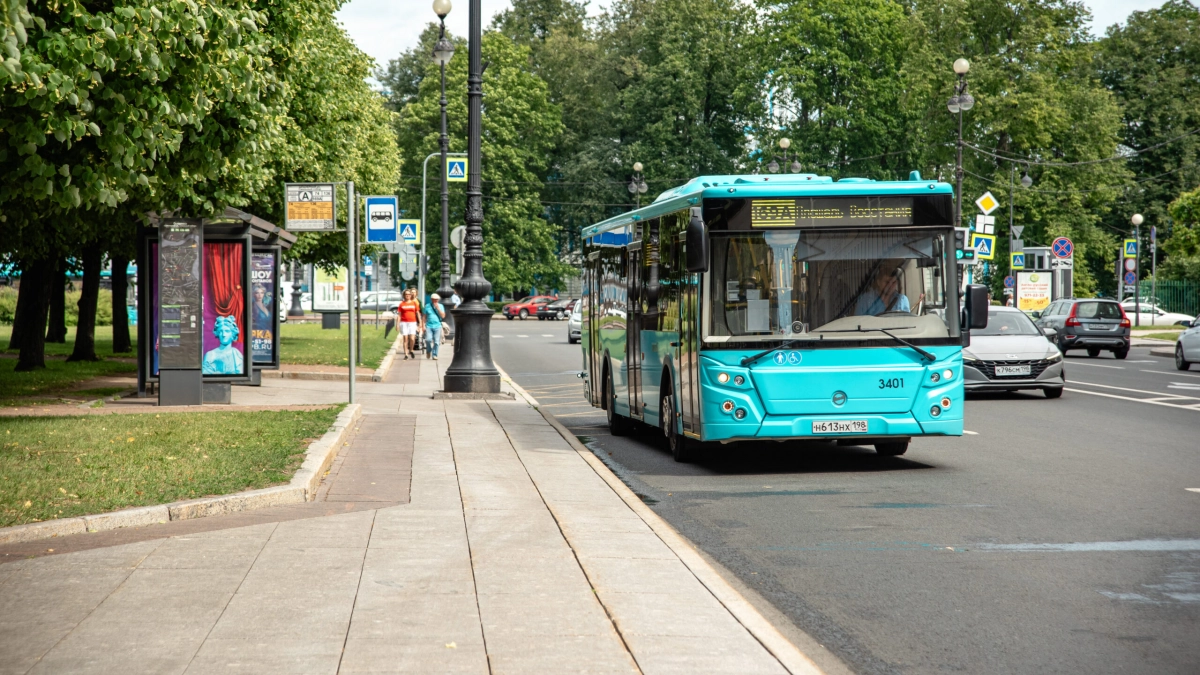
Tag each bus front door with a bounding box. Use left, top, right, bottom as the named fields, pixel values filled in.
left=627, top=245, right=643, bottom=420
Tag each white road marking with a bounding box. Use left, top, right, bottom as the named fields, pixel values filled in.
left=541, top=334, right=554, bottom=337
left=1065, top=362, right=1124, bottom=369
left=976, top=539, right=1200, bottom=552
left=1066, top=387, right=1200, bottom=412
left=517, top=334, right=529, bottom=338
left=1140, top=369, right=1200, bottom=379
left=1169, top=382, right=1200, bottom=391
left=1071, top=380, right=1200, bottom=400
left=963, top=430, right=979, bottom=435
left=1186, top=488, right=1200, bottom=493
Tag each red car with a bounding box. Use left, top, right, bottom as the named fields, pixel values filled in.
left=503, top=295, right=557, bottom=320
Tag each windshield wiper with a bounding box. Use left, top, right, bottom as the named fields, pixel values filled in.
left=817, top=325, right=936, bottom=362
left=740, top=340, right=805, bottom=367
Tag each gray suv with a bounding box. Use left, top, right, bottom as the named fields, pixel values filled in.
left=1033, top=298, right=1131, bottom=359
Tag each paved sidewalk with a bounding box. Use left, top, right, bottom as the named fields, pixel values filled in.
left=0, top=355, right=816, bottom=674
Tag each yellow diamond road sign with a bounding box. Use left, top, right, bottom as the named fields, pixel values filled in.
left=975, top=191, right=999, bottom=215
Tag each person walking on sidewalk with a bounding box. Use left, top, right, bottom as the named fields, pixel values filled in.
left=423, top=293, right=446, bottom=360
left=398, top=288, right=421, bottom=360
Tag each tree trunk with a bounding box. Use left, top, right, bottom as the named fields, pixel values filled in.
left=46, top=259, right=68, bottom=343
left=7, top=262, right=29, bottom=351
left=111, top=253, right=131, bottom=353
left=67, top=249, right=102, bottom=362
left=14, top=259, right=54, bottom=371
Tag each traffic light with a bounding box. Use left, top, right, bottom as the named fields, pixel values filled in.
left=954, top=227, right=975, bottom=264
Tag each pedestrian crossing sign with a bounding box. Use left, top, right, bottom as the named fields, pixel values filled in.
left=446, top=158, right=467, bottom=183
left=397, top=219, right=421, bottom=246
left=1011, top=252, right=1025, bottom=269
left=1123, top=238, right=1138, bottom=258
left=973, top=233, right=996, bottom=260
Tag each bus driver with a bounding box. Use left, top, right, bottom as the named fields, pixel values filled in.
left=855, top=262, right=922, bottom=316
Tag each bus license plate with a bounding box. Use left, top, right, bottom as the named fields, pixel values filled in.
left=995, top=365, right=1031, bottom=376
left=812, top=420, right=868, bottom=434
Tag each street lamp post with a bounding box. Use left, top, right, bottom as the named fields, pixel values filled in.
left=628, top=162, right=647, bottom=209
left=946, top=58, right=974, bottom=230
left=767, top=137, right=802, bottom=175
left=432, top=0, right=456, bottom=338
left=1132, top=213, right=1143, bottom=327
left=443, top=0, right=501, bottom=393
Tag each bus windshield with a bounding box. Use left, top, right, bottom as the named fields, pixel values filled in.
left=706, top=228, right=959, bottom=344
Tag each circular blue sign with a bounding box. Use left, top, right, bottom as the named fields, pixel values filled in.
left=1052, top=237, right=1073, bottom=258
left=1003, top=275, right=1015, bottom=288
left=786, top=351, right=802, bottom=365
left=1124, top=271, right=1138, bottom=285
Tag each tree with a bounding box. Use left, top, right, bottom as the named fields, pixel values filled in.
left=393, top=30, right=566, bottom=296
left=1162, top=186, right=1200, bottom=282
left=1096, top=1, right=1200, bottom=230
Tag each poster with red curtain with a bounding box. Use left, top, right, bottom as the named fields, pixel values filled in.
left=202, top=241, right=247, bottom=376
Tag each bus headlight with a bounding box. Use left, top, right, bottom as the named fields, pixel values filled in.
left=940, top=397, right=952, bottom=409
left=717, top=372, right=730, bottom=384
left=733, top=375, right=745, bottom=386
left=930, top=405, right=942, bottom=417
left=722, top=400, right=735, bottom=413
left=930, top=372, right=940, bottom=383
left=734, top=408, right=747, bottom=420
left=943, top=369, right=954, bottom=380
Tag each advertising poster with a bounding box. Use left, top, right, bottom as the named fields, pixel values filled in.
left=1017, top=271, right=1052, bottom=313
left=312, top=266, right=348, bottom=311
left=250, top=252, right=278, bottom=365
left=201, top=241, right=248, bottom=376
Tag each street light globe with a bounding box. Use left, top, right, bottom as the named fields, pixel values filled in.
left=789, top=161, right=802, bottom=174
left=953, top=58, right=970, bottom=75
left=627, top=181, right=637, bottom=194
left=946, top=95, right=961, bottom=114
left=432, top=37, right=455, bottom=66
left=959, top=93, right=975, bottom=111
left=767, top=160, right=780, bottom=174
left=1131, top=213, right=1144, bottom=226
left=778, top=137, right=791, bottom=150
left=1020, top=173, right=1032, bottom=188
left=632, top=162, right=643, bottom=173
left=638, top=181, right=648, bottom=194
left=432, top=0, right=452, bottom=17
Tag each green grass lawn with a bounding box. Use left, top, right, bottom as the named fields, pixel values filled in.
left=280, top=322, right=395, bottom=369
left=1, top=325, right=138, bottom=358
left=0, top=407, right=342, bottom=527
left=1142, top=332, right=1181, bottom=342
left=0, top=325, right=138, bottom=407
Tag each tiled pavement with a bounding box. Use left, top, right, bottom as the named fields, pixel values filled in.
left=0, top=354, right=810, bottom=674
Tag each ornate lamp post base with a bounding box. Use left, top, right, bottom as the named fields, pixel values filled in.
left=443, top=307, right=500, bottom=392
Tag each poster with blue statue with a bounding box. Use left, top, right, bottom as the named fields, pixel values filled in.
left=201, top=241, right=247, bottom=376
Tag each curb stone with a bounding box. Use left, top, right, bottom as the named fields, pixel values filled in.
left=372, top=333, right=404, bottom=382
left=494, top=367, right=826, bottom=675
left=0, top=404, right=361, bottom=545
left=262, top=370, right=374, bottom=382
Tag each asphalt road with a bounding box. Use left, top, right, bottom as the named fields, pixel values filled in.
left=487, top=316, right=1200, bottom=675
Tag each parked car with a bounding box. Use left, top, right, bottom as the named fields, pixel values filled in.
left=1033, top=298, right=1131, bottom=359
left=359, top=290, right=406, bottom=312
left=567, top=302, right=582, bottom=344
left=503, top=295, right=557, bottom=320
left=1116, top=301, right=1194, bottom=326
left=963, top=306, right=1065, bottom=397
left=1175, top=313, right=1200, bottom=370
left=537, top=298, right=577, bottom=320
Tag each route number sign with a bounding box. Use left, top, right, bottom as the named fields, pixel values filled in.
left=285, top=183, right=336, bottom=231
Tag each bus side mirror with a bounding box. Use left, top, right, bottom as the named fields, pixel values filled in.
left=686, top=207, right=708, bottom=273
left=965, top=284, right=989, bottom=329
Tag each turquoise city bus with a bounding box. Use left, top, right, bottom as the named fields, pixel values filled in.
left=579, top=172, right=989, bottom=461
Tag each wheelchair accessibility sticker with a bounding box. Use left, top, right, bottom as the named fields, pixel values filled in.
left=772, top=352, right=803, bottom=365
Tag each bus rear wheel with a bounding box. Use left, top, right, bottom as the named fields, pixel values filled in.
left=874, top=441, right=908, bottom=456
left=605, top=370, right=633, bottom=437
left=661, top=392, right=696, bottom=463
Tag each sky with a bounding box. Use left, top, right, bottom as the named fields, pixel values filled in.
left=336, top=0, right=1171, bottom=79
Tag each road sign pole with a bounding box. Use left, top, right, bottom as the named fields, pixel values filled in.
left=348, top=180, right=356, bottom=404
left=1135, top=224, right=1140, bottom=327
left=1151, top=226, right=1157, bottom=327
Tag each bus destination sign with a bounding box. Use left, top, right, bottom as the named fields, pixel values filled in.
left=751, top=197, right=915, bottom=228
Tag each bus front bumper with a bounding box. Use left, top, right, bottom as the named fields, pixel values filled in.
left=703, top=414, right=962, bottom=442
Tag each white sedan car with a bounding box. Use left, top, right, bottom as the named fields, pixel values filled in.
left=1175, top=313, right=1200, bottom=370
left=567, top=303, right=582, bottom=344
left=1118, top=302, right=1194, bottom=326
left=963, top=306, right=1065, bottom=398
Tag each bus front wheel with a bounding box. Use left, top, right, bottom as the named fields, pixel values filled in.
left=874, top=441, right=908, bottom=456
